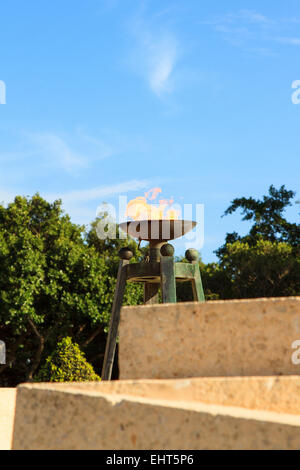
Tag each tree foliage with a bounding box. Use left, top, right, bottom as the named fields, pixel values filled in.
left=210, top=185, right=300, bottom=299
left=35, top=337, right=100, bottom=382
left=217, top=239, right=299, bottom=298
left=0, top=194, right=142, bottom=386
left=217, top=185, right=299, bottom=258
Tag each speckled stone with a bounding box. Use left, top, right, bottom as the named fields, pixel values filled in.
left=56, top=375, right=300, bottom=415
left=10, top=297, right=300, bottom=450
left=119, top=297, right=300, bottom=380
left=11, top=382, right=300, bottom=450
left=0, top=389, right=16, bottom=450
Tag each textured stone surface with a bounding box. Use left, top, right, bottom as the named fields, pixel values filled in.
left=9, top=298, right=300, bottom=449
left=12, top=382, right=300, bottom=450
left=61, top=376, right=300, bottom=415
left=0, top=389, right=16, bottom=450
left=119, top=297, right=300, bottom=380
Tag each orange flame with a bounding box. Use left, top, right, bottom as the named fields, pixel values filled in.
left=125, top=188, right=180, bottom=221
left=145, top=187, right=162, bottom=200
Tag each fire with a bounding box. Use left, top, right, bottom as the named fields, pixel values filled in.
left=125, top=188, right=180, bottom=221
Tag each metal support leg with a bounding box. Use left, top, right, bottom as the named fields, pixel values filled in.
left=144, top=283, right=159, bottom=304
left=160, top=256, right=177, bottom=303
left=191, top=265, right=205, bottom=302
left=101, top=259, right=129, bottom=381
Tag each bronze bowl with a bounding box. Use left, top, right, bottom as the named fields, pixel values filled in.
left=119, top=219, right=197, bottom=243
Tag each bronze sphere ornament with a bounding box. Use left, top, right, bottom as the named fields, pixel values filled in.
left=118, top=247, right=134, bottom=261
left=161, top=243, right=175, bottom=257
left=185, top=249, right=199, bottom=263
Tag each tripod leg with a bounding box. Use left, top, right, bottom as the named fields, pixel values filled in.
left=191, top=265, right=205, bottom=302
left=144, top=283, right=159, bottom=304
left=101, top=259, right=128, bottom=381
left=160, top=256, right=176, bottom=303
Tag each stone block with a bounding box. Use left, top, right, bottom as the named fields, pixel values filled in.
left=119, top=297, right=300, bottom=379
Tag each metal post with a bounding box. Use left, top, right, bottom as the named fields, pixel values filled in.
left=101, top=248, right=132, bottom=381
left=144, top=283, right=159, bottom=304
left=186, top=249, right=205, bottom=302
left=160, top=244, right=177, bottom=303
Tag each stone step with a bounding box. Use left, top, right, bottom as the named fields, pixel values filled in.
left=119, top=297, right=300, bottom=380
left=0, top=389, right=16, bottom=450
left=12, top=380, right=300, bottom=450
left=68, top=375, right=300, bottom=415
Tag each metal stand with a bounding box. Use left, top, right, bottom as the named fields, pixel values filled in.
left=101, top=244, right=205, bottom=381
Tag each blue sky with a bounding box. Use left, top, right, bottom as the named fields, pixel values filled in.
left=0, top=0, right=299, bottom=262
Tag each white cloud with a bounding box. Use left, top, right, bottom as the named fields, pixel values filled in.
left=204, top=9, right=300, bottom=54
left=274, top=37, right=300, bottom=46
left=236, top=10, right=272, bottom=25
left=25, top=131, right=116, bottom=174
left=146, top=34, right=179, bottom=96
left=0, top=130, right=117, bottom=176
left=0, top=180, right=152, bottom=224
left=206, top=10, right=273, bottom=28
left=45, top=179, right=151, bottom=225
left=27, top=132, right=88, bottom=172
left=0, top=189, right=15, bottom=205
left=48, top=179, right=150, bottom=204
left=128, top=12, right=180, bottom=97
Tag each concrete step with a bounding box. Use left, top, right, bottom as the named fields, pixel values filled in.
left=119, top=297, right=300, bottom=380
left=0, top=389, right=16, bottom=450
left=7, top=297, right=300, bottom=449
left=11, top=378, right=300, bottom=450
left=68, top=375, right=300, bottom=415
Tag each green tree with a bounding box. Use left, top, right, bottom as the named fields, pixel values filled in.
left=219, top=239, right=299, bottom=298
left=216, top=185, right=299, bottom=258
left=0, top=194, right=139, bottom=386
left=35, top=337, right=100, bottom=382
left=211, top=185, right=300, bottom=299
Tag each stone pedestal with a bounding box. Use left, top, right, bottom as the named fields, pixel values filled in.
left=12, top=378, right=300, bottom=450
left=119, top=297, right=300, bottom=379
left=0, top=389, right=16, bottom=450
